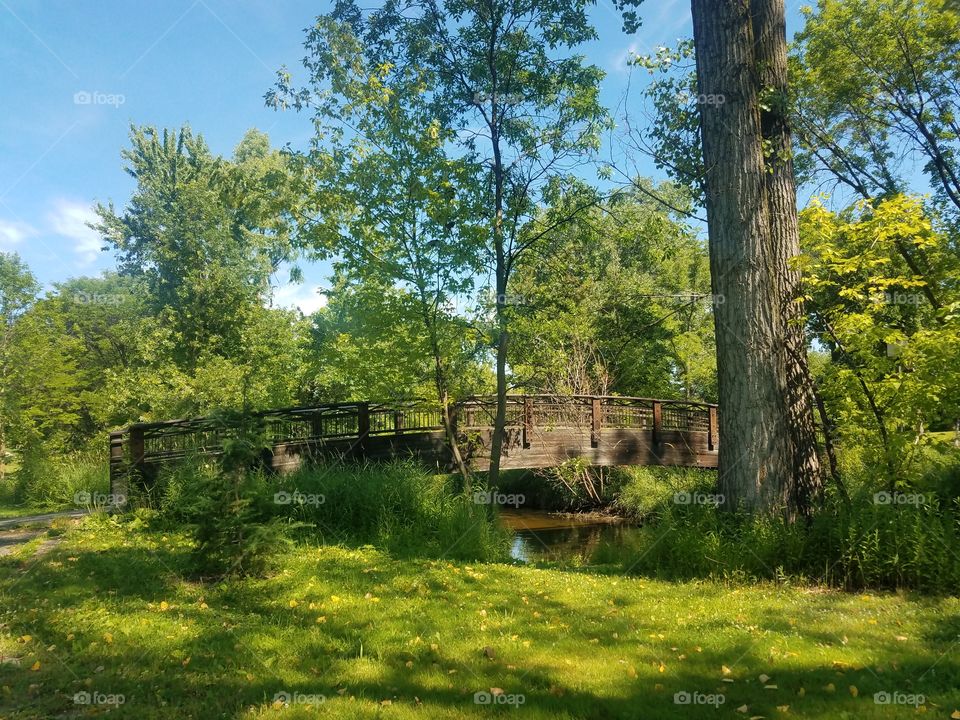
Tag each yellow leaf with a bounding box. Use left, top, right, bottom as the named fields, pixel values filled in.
left=824, top=683, right=836, bottom=693
left=30, top=661, right=40, bottom=671
left=159, top=601, right=169, bottom=611
left=182, top=656, right=191, bottom=667
left=18, top=635, right=31, bottom=643
left=316, top=616, right=327, bottom=624
left=658, top=662, right=665, bottom=673
left=103, top=633, right=113, bottom=644
left=759, top=674, right=771, bottom=683
left=849, top=685, right=858, bottom=697
left=722, top=665, right=733, bottom=676
left=289, top=600, right=298, bottom=608
left=950, top=711, right=960, bottom=719
left=736, top=705, right=749, bottom=713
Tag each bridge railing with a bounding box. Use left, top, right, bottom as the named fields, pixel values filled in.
left=108, top=395, right=720, bottom=492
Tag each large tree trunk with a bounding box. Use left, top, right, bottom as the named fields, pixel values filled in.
left=690, top=0, right=821, bottom=516
left=752, top=0, right=823, bottom=515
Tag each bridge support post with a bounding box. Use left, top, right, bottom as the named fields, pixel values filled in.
left=652, top=401, right=662, bottom=445
left=523, top=397, right=533, bottom=449
left=591, top=398, right=601, bottom=448
left=356, top=403, right=370, bottom=458
left=708, top=406, right=718, bottom=451
left=109, top=431, right=129, bottom=509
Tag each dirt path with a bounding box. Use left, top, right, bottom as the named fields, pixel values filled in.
left=0, top=510, right=88, bottom=557
left=0, top=509, right=88, bottom=530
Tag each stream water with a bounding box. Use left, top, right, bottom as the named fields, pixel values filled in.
left=498, top=509, right=637, bottom=563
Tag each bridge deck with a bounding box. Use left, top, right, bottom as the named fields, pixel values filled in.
left=109, top=395, right=719, bottom=495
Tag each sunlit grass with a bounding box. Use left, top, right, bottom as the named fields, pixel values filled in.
left=0, top=517, right=958, bottom=718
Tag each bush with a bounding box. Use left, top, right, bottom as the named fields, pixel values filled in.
left=613, top=465, right=716, bottom=521
left=149, top=456, right=510, bottom=566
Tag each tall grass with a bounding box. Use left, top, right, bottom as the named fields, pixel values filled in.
left=149, top=458, right=510, bottom=562
left=591, top=497, right=960, bottom=593
left=13, top=448, right=109, bottom=510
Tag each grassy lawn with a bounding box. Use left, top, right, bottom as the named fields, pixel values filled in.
left=1, top=517, right=958, bottom=719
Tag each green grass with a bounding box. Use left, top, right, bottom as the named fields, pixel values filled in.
left=1, top=516, right=958, bottom=719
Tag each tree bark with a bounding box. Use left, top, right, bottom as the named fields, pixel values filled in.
left=690, top=0, right=822, bottom=516
left=751, top=0, right=823, bottom=515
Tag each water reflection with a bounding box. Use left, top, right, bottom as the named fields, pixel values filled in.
left=498, top=509, right=633, bottom=562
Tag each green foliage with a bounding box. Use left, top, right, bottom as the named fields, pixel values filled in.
left=13, top=448, right=109, bottom=510
left=509, top=189, right=716, bottom=399
left=272, top=460, right=510, bottom=560
left=799, top=195, right=960, bottom=481
left=793, top=0, right=960, bottom=228
left=596, top=496, right=960, bottom=593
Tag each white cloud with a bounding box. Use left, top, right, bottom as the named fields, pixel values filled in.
left=271, top=283, right=328, bottom=316
left=48, top=199, right=103, bottom=264
left=0, top=219, right=37, bottom=248
left=609, top=41, right=642, bottom=75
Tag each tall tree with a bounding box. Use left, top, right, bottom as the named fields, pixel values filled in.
left=688, top=0, right=822, bottom=514
left=269, top=19, right=488, bottom=478
left=0, top=253, right=39, bottom=477
left=285, top=0, right=609, bottom=484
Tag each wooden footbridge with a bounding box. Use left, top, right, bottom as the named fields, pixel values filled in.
left=108, top=395, right=720, bottom=495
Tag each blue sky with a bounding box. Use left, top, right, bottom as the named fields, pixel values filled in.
left=0, top=0, right=808, bottom=313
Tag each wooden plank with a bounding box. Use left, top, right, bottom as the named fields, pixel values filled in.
left=591, top=397, right=601, bottom=448
left=708, top=405, right=718, bottom=451
left=523, top=397, right=533, bottom=449
left=652, top=401, right=662, bottom=445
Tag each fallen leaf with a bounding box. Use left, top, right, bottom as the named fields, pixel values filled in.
left=849, top=685, right=858, bottom=697
left=722, top=665, right=733, bottom=676
left=30, top=661, right=40, bottom=671
left=759, top=674, right=771, bottom=683
left=736, top=705, right=749, bottom=713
